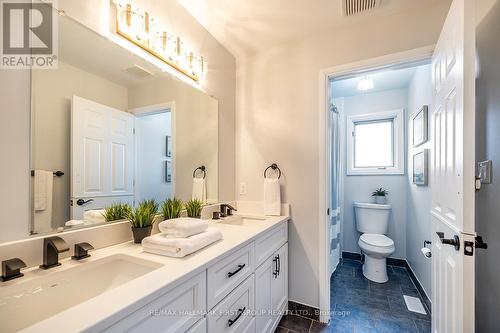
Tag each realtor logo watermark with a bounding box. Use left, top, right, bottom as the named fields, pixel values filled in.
left=1, top=0, right=58, bottom=68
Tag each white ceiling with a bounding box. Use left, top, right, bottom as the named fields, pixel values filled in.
left=178, top=0, right=450, bottom=58
left=331, top=64, right=431, bottom=97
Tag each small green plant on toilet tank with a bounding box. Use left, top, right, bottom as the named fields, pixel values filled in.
left=128, top=199, right=158, bottom=243
left=161, top=197, right=184, bottom=220
left=372, top=188, right=389, bottom=204
left=185, top=199, right=203, bottom=218
left=102, top=203, right=132, bottom=222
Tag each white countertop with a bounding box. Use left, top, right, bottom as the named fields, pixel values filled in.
left=13, top=213, right=289, bottom=333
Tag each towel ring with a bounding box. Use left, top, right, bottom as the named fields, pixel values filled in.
left=264, top=163, right=281, bottom=179
left=193, top=166, right=206, bottom=179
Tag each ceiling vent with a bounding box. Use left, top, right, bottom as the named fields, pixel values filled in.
left=342, top=0, right=380, bottom=17
left=122, top=65, right=154, bottom=79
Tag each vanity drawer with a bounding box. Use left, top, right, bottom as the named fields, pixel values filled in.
left=103, top=272, right=206, bottom=333
left=207, top=274, right=255, bottom=333
left=255, top=222, right=287, bottom=266
left=207, top=242, right=254, bottom=309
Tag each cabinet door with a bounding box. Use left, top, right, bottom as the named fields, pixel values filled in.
left=255, top=256, right=274, bottom=333
left=271, top=243, right=288, bottom=314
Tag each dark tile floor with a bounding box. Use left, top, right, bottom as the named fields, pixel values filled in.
left=275, top=259, right=431, bottom=333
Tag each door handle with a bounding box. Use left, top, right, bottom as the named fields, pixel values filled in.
left=273, top=256, right=278, bottom=278
left=76, top=199, right=94, bottom=206
left=436, top=232, right=460, bottom=251
left=276, top=254, right=281, bottom=276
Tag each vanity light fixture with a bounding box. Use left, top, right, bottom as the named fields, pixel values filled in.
left=114, top=1, right=206, bottom=82
left=357, top=77, right=374, bottom=91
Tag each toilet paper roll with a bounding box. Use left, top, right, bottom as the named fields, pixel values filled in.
left=421, top=247, right=432, bottom=258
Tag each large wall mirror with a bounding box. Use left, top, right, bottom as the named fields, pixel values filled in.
left=30, top=13, right=218, bottom=235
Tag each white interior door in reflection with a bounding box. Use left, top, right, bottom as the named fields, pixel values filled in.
left=71, top=95, right=135, bottom=219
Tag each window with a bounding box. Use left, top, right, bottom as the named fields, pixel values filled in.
left=347, top=109, right=404, bottom=175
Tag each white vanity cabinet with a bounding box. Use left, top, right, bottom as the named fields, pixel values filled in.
left=102, top=221, right=288, bottom=333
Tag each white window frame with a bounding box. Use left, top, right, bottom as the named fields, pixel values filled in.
left=347, top=109, right=405, bottom=175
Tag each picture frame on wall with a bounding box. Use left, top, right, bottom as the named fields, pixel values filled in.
left=412, top=105, right=428, bottom=147
left=166, top=135, right=172, bottom=157
left=413, top=150, right=428, bottom=186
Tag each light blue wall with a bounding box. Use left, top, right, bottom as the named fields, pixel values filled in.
left=341, top=89, right=409, bottom=259
left=406, top=64, right=433, bottom=298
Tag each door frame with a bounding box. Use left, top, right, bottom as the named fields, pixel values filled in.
left=129, top=102, right=176, bottom=203
left=317, top=45, right=435, bottom=323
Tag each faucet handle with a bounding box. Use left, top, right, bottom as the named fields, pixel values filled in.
left=72, top=242, right=94, bottom=260
left=1, top=258, right=27, bottom=282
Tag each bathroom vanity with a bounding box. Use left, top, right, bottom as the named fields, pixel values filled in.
left=0, top=212, right=288, bottom=333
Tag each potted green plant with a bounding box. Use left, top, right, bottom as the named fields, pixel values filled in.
left=128, top=199, right=158, bottom=243
left=372, top=188, right=389, bottom=204
left=102, top=203, right=132, bottom=222
left=185, top=199, right=203, bottom=218
left=161, top=197, right=184, bottom=220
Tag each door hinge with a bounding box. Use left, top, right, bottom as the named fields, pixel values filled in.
left=475, top=176, right=481, bottom=191
left=327, top=208, right=330, bottom=216
left=464, top=235, right=488, bottom=256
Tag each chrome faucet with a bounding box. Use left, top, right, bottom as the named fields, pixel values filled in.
left=40, top=236, right=69, bottom=269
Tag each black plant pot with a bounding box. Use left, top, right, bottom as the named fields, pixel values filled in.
left=131, top=226, right=152, bottom=243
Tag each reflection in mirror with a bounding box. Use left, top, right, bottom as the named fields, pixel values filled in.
left=30, top=14, right=218, bottom=235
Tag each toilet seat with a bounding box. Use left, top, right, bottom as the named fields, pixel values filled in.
left=359, top=234, right=394, bottom=249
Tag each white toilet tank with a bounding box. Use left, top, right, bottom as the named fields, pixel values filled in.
left=354, top=202, right=392, bottom=234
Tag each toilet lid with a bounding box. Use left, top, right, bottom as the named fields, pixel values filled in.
left=360, top=234, right=394, bottom=248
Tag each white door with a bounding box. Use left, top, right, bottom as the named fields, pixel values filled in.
left=271, top=243, right=288, bottom=315
left=431, top=0, right=475, bottom=332
left=255, top=256, right=274, bottom=333
left=71, top=96, right=135, bottom=219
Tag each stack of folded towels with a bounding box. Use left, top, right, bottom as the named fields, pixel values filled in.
left=142, top=218, right=222, bottom=258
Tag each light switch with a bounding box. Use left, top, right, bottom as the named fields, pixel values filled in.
left=239, top=182, right=247, bottom=195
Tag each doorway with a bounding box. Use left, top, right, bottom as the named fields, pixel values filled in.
left=130, top=102, right=176, bottom=206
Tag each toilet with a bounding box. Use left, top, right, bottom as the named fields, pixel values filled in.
left=354, top=202, right=395, bottom=283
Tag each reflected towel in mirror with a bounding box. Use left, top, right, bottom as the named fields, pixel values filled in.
left=192, top=177, right=207, bottom=203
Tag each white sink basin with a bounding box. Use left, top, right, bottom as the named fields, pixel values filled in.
left=218, top=215, right=267, bottom=226
left=0, top=254, right=162, bottom=332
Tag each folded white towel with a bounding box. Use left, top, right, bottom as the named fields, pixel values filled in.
left=263, top=178, right=281, bottom=216
left=34, top=170, right=53, bottom=211
left=158, top=217, right=208, bottom=238
left=83, top=209, right=106, bottom=223
left=192, top=177, right=207, bottom=203
left=142, top=227, right=222, bottom=258
left=65, top=219, right=85, bottom=227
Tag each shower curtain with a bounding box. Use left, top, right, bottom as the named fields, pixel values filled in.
left=329, top=104, right=342, bottom=276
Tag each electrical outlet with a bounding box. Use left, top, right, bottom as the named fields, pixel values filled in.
left=239, top=182, right=247, bottom=195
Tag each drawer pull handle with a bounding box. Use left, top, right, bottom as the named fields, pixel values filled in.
left=227, top=264, right=245, bottom=278
left=276, top=254, right=281, bottom=276
left=228, top=307, right=246, bottom=327
left=273, top=256, right=278, bottom=277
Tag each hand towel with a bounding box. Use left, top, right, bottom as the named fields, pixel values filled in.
left=142, top=227, right=223, bottom=258
left=263, top=178, right=281, bottom=216
left=83, top=209, right=106, bottom=224
left=158, top=217, right=209, bottom=238
left=33, top=170, right=54, bottom=233
left=192, top=177, right=207, bottom=203
left=34, top=170, right=53, bottom=211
